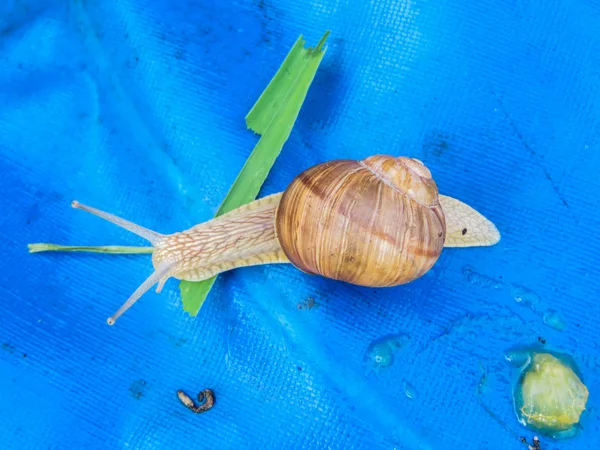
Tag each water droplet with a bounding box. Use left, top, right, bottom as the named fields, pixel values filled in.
left=403, top=380, right=417, bottom=399
left=512, top=285, right=540, bottom=311
left=463, top=266, right=504, bottom=289
left=364, top=334, right=409, bottom=371
left=543, top=309, right=566, bottom=331
left=504, top=349, right=531, bottom=367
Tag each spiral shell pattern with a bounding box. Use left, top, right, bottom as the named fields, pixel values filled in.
left=274, top=155, right=446, bottom=287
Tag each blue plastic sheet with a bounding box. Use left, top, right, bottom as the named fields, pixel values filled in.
left=1, top=0, right=599, bottom=448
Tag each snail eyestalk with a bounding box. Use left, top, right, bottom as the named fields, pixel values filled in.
left=70, top=200, right=172, bottom=325
left=71, top=200, right=164, bottom=245
left=106, top=262, right=174, bottom=325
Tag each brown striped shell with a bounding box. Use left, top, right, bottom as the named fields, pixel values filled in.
left=274, top=155, right=446, bottom=287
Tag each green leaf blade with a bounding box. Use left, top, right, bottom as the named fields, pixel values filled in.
left=28, top=243, right=153, bottom=254
left=179, top=31, right=330, bottom=316
left=246, top=32, right=330, bottom=135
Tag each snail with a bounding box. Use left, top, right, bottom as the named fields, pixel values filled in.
left=71, top=155, right=500, bottom=325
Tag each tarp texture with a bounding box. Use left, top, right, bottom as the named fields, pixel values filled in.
left=1, top=0, right=599, bottom=448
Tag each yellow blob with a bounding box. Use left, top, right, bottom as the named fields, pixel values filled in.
left=517, top=353, right=589, bottom=432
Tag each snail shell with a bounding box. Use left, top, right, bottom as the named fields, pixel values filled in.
left=275, top=155, right=446, bottom=287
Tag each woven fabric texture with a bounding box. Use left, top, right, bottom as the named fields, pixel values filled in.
left=1, top=0, right=599, bottom=448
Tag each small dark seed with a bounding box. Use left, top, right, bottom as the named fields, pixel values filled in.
left=462, top=228, right=468, bottom=235
left=177, top=388, right=215, bottom=414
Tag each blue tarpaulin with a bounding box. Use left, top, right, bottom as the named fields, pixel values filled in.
left=1, top=0, right=599, bottom=448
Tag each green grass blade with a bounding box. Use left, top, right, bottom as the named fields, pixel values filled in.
left=28, top=244, right=153, bottom=254
left=179, top=31, right=330, bottom=316
left=245, top=31, right=330, bottom=135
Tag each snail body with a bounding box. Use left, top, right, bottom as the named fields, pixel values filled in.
left=71, top=155, right=500, bottom=325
